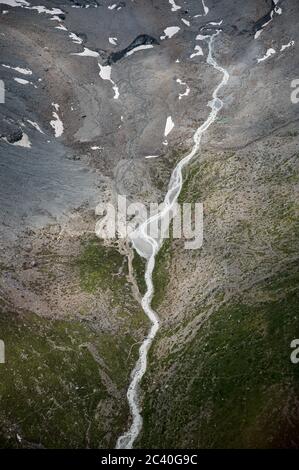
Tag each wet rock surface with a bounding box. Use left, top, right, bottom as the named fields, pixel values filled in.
left=107, top=34, right=160, bottom=65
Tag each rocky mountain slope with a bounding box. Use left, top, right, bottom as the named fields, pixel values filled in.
left=0, top=0, right=298, bottom=448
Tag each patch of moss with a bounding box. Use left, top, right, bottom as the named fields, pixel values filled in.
left=0, top=311, right=133, bottom=448
left=132, top=251, right=147, bottom=296
left=75, top=237, right=147, bottom=327
left=152, top=237, right=173, bottom=309
left=179, top=164, right=201, bottom=204
left=0, top=237, right=148, bottom=448
left=76, top=238, right=128, bottom=295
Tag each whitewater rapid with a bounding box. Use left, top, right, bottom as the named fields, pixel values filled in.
left=116, top=27, right=229, bottom=449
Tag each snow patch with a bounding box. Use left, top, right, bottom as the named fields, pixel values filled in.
left=27, top=119, right=44, bottom=133
left=4, top=132, right=32, bottom=148
left=160, top=26, right=180, bottom=40
left=2, top=64, right=32, bottom=75
left=194, top=0, right=209, bottom=17
left=257, top=48, right=276, bottom=63
left=196, top=33, right=210, bottom=40
left=126, top=44, right=154, bottom=57
left=169, top=0, right=181, bottom=12
left=98, top=63, right=119, bottom=100
left=14, top=77, right=29, bottom=84
left=0, top=1, right=63, bottom=17
left=109, top=37, right=118, bottom=45
left=0, top=0, right=29, bottom=6
left=255, top=0, right=282, bottom=40
left=176, top=78, right=190, bottom=99
left=181, top=19, right=190, bottom=27
left=69, top=32, right=83, bottom=44
left=72, top=48, right=99, bottom=57
left=209, top=20, right=223, bottom=26
left=29, top=6, right=64, bottom=15
left=190, top=45, right=204, bottom=58
left=55, top=24, right=67, bottom=31
left=164, top=116, right=174, bottom=137
left=50, top=103, right=64, bottom=137
left=281, top=40, right=295, bottom=51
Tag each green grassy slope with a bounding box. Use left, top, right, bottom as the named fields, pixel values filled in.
left=138, top=143, right=299, bottom=448
left=0, top=237, right=146, bottom=448
left=140, top=274, right=299, bottom=448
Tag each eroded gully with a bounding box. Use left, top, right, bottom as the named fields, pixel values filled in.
left=116, top=26, right=230, bottom=450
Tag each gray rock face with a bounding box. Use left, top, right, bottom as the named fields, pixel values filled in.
left=107, top=34, right=160, bottom=65
left=6, top=129, right=23, bottom=144
left=0, top=0, right=298, bottom=449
